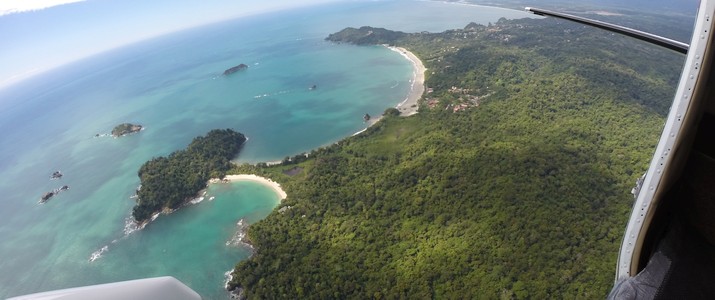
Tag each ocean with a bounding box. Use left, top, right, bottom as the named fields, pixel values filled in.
left=0, top=1, right=533, bottom=298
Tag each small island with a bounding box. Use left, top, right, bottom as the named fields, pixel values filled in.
left=132, top=129, right=247, bottom=223
left=223, top=64, right=249, bottom=75
left=40, top=192, right=53, bottom=203
left=50, top=170, right=63, bottom=180
left=111, top=123, right=143, bottom=137
left=39, top=185, right=69, bottom=204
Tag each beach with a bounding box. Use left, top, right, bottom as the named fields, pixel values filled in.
left=352, top=46, right=426, bottom=137
left=388, top=46, right=426, bottom=116
left=222, top=174, right=288, bottom=200
left=0, top=1, right=537, bottom=297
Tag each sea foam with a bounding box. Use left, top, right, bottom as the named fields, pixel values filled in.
left=89, top=245, right=109, bottom=262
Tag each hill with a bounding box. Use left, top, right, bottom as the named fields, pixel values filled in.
left=132, top=129, right=246, bottom=222
left=228, top=17, right=682, bottom=298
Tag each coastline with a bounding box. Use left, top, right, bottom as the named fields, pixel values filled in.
left=387, top=46, right=426, bottom=116
left=218, top=174, right=288, bottom=200
left=352, top=46, right=425, bottom=137
left=127, top=47, right=423, bottom=233
left=218, top=174, right=287, bottom=297
left=130, top=174, right=286, bottom=229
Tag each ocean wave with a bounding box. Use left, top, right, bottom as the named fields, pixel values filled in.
left=225, top=219, right=253, bottom=251
left=190, top=196, right=205, bottom=205
left=253, top=89, right=292, bottom=99
left=123, top=217, right=141, bottom=236
left=88, top=236, right=121, bottom=262
left=122, top=213, right=157, bottom=236
left=352, top=128, right=368, bottom=136
left=224, top=270, right=234, bottom=289
left=189, top=190, right=210, bottom=205
left=225, top=270, right=245, bottom=299
left=92, top=214, right=150, bottom=262
left=89, top=245, right=109, bottom=262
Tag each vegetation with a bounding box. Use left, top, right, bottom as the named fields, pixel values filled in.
left=132, top=129, right=246, bottom=222
left=228, top=17, right=683, bottom=298
left=384, top=107, right=401, bottom=117
left=111, top=123, right=143, bottom=137
left=326, top=26, right=408, bottom=45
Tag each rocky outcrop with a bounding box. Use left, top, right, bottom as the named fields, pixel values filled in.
left=39, top=185, right=69, bottom=204
left=50, top=170, right=63, bottom=180
left=111, top=123, right=143, bottom=137
left=224, top=64, right=249, bottom=75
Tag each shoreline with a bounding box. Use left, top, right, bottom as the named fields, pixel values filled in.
left=123, top=174, right=286, bottom=234
left=387, top=46, right=426, bottom=117
left=218, top=174, right=288, bottom=200
left=352, top=46, right=425, bottom=137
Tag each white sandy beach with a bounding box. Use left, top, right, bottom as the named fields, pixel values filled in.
left=222, top=174, right=288, bottom=200
left=388, top=46, right=426, bottom=116
left=351, top=46, right=425, bottom=137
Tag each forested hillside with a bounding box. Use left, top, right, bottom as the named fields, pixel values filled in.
left=228, top=17, right=683, bottom=298
left=133, top=129, right=246, bottom=222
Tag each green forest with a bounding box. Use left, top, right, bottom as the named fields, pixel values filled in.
left=227, top=17, right=683, bottom=298
left=132, top=129, right=246, bottom=222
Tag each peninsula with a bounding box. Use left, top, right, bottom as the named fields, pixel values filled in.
left=227, top=18, right=681, bottom=298
left=132, top=129, right=246, bottom=222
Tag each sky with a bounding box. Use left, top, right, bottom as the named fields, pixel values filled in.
left=0, top=0, right=339, bottom=89
left=1, top=0, right=699, bottom=89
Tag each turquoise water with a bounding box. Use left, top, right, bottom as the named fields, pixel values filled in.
left=0, top=1, right=533, bottom=298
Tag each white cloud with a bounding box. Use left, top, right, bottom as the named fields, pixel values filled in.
left=0, top=0, right=85, bottom=16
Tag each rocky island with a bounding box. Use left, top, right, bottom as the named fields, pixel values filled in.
left=111, top=123, right=143, bottom=137
left=39, top=185, right=69, bottom=204
left=223, top=64, right=248, bottom=75
left=50, top=170, right=63, bottom=180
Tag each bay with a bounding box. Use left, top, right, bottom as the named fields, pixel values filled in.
left=0, top=1, right=534, bottom=298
